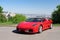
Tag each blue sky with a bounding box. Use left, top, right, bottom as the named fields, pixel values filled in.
left=0, top=0, right=60, bottom=15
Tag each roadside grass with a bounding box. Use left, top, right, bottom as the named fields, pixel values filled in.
left=53, top=24, right=60, bottom=27
left=0, top=22, right=17, bottom=27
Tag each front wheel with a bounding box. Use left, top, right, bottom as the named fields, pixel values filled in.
left=49, top=24, right=53, bottom=29
left=38, top=26, right=43, bottom=33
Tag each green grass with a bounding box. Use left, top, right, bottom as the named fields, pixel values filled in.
left=53, top=24, right=60, bottom=27
left=0, top=22, right=17, bottom=27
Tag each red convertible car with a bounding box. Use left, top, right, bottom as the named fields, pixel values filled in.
left=16, top=18, right=53, bottom=33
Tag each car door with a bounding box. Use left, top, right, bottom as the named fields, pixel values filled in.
left=47, top=19, right=52, bottom=28
left=42, top=19, right=49, bottom=30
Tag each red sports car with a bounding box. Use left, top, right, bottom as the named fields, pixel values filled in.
left=16, top=18, right=53, bottom=33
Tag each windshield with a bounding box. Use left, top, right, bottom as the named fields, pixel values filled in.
left=26, top=18, right=42, bottom=22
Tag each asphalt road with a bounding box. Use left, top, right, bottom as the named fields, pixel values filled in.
left=0, top=26, right=60, bottom=40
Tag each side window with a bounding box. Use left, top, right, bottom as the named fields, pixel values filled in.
left=36, top=18, right=41, bottom=22
left=41, top=18, right=45, bottom=22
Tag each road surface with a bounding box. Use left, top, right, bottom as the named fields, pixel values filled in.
left=0, top=26, right=60, bottom=40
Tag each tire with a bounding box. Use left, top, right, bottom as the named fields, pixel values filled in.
left=38, top=26, right=43, bottom=33
left=49, top=24, right=53, bottom=29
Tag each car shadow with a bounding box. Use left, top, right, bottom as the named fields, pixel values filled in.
left=12, top=30, right=36, bottom=35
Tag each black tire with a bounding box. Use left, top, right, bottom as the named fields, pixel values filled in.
left=38, top=26, right=43, bottom=33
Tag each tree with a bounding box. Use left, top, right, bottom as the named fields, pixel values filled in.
left=0, top=6, right=7, bottom=23
left=52, top=5, right=60, bottom=23
left=0, top=6, right=3, bottom=13
left=0, top=14, right=7, bottom=23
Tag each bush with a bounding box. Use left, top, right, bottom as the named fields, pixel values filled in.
left=11, top=14, right=26, bottom=24
left=0, top=13, right=7, bottom=23
left=8, top=16, right=13, bottom=22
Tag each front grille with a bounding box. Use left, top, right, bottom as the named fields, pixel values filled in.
left=29, top=29, right=33, bottom=32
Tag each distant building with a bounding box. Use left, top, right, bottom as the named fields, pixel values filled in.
left=3, top=11, right=16, bottom=19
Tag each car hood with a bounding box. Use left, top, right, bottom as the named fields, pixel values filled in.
left=17, top=22, right=37, bottom=28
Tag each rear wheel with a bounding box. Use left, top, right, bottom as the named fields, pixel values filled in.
left=38, top=26, right=43, bottom=33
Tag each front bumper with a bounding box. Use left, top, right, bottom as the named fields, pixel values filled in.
left=16, top=27, right=38, bottom=33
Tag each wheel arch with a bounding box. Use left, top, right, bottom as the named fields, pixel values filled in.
left=40, top=24, right=43, bottom=28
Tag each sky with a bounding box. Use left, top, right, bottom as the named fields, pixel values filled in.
left=0, top=0, right=60, bottom=16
